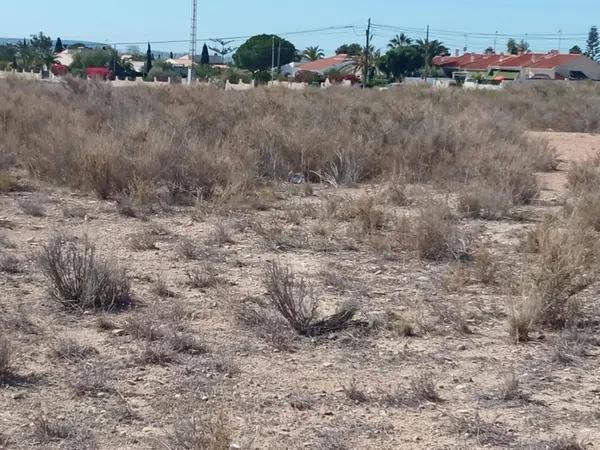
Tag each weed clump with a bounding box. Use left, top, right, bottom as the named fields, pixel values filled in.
left=39, top=233, right=132, bottom=311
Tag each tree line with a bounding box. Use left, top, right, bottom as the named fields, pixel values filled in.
left=1, top=26, right=599, bottom=83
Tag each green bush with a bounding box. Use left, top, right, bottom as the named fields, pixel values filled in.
left=146, top=67, right=181, bottom=83
left=253, top=70, right=272, bottom=84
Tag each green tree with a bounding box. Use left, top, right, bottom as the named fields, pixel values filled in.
left=414, top=39, right=448, bottom=67
left=0, top=44, right=17, bottom=64
left=586, top=26, right=599, bottom=61
left=379, top=46, right=424, bottom=81
left=303, top=46, right=324, bottom=61
left=484, top=46, right=495, bottom=55
left=233, top=34, right=296, bottom=71
left=517, top=40, right=530, bottom=53
left=200, top=43, right=210, bottom=65
left=145, top=43, right=153, bottom=75
left=507, top=38, right=518, bottom=55
left=54, top=37, right=64, bottom=53
left=335, top=43, right=362, bottom=56
left=570, top=45, right=583, bottom=54
left=354, top=45, right=381, bottom=83
left=209, top=38, right=235, bottom=63
left=387, top=33, right=412, bottom=49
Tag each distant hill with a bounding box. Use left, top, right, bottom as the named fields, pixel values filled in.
left=0, top=37, right=104, bottom=48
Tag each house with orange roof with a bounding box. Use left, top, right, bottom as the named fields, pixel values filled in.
left=294, top=53, right=356, bottom=76
left=433, top=51, right=600, bottom=81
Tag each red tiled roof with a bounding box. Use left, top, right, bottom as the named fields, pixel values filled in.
left=433, top=53, right=478, bottom=67
left=494, top=53, right=545, bottom=68
left=433, top=51, right=588, bottom=71
left=297, top=54, right=353, bottom=72
left=460, top=54, right=507, bottom=70
left=528, top=54, right=582, bottom=69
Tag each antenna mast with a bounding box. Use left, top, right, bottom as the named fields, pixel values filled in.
left=188, top=0, right=198, bottom=84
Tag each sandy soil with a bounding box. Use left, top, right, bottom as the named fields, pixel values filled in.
left=1, top=132, right=600, bottom=450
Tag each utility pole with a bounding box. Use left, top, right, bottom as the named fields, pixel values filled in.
left=362, top=18, right=371, bottom=89
left=277, top=39, right=282, bottom=73
left=424, top=24, right=430, bottom=80
left=271, top=35, right=275, bottom=79
left=494, top=31, right=498, bottom=53
left=558, top=29, right=563, bottom=53
left=188, top=0, right=198, bottom=85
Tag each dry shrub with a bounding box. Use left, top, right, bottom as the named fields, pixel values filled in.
left=402, top=201, right=472, bottom=262
left=70, top=361, right=113, bottom=396
left=0, top=170, right=21, bottom=193
left=496, top=372, right=529, bottom=401
left=533, top=436, right=586, bottom=450
left=458, top=184, right=512, bottom=220
left=162, top=412, right=231, bottom=450
left=368, top=310, right=415, bottom=337
left=342, top=378, right=369, bottom=403
left=449, top=412, right=514, bottom=446
left=18, top=199, right=46, bottom=217
left=0, top=81, right=560, bottom=202
left=351, top=195, right=386, bottom=235
left=186, top=265, right=223, bottom=290
left=234, top=297, right=296, bottom=351
left=566, top=191, right=600, bottom=232
left=567, top=156, right=600, bottom=193
left=125, top=303, right=207, bottom=356
left=0, top=253, right=20, bottom=274
left=526, top=223, right=596, bottom=328
left=384, top=373, right=442, bottom=407
left=552, top=330, right=587, bottom=366
left=471, top=248, right=498, bottom=285
left=33, top=415, right=96, bottom=447
left=175, top=237, right=209, bottom=260
left=264, top=261, right=358, bottom=337
left=39, top=233, right=133, bottom=311
left=128, top=231, right=158, bottom=251
left=520, top=216, right=558, bottom=254
left=52, top=338, right=98, bottom=361
left=115, top=193, right=138, bottom=218
left=379, top=176, right=410, bottom=206
left=507, top=295, right=536, bottom=344
left=208, top=222, right=235, bottom=246
left=0, top=335, right=12, bottom=376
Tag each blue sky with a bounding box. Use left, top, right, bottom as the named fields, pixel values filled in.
left=3, top=0, right=599, bottom=55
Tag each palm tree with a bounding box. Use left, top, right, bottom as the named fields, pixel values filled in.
left=303, top=46, right=325, bottom=61
left=354, top=45, right=381, bottom=83
left=388, top=33, right=412, bottom=49
left=414, top=39, right=449, bottom=65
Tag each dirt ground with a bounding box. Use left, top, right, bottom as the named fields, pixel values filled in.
left=1, top=132, right=600, bottom=450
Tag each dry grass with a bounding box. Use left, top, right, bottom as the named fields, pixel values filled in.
left=160, top=412, right=231, bottom=450
left=18, top=199, right=46, bottom=217
left=38, top=233, right=133, bottom=311
left=526, top=222, right=596, bottom=328
left=401, top=201, right=473, bottom=262
left=0, top=253, right=20, bottom=274
left=0, top=335, right=11, bottom=376
left=52, top=337, right=98, bottom=361
left=342, top=378, right=370, bottom=403
left=0, top=81, right=557, bottom=203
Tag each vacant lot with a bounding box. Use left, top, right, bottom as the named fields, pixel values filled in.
left=1, top=80, right=600, bottom=449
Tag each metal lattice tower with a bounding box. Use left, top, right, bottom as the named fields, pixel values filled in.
left=188, top=0, right=198, bottom=83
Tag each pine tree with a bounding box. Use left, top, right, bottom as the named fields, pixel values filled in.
left=585, top=26, right=599, bottom=61
left=570, top=45, right=582, bottom=54
left=54, top=37, right=64, bottom=53
left=200, top=43, right=209, bottom=65
left=145, top=43, right=153, bottom=75
left=169, top=51, right=174, bottom=59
